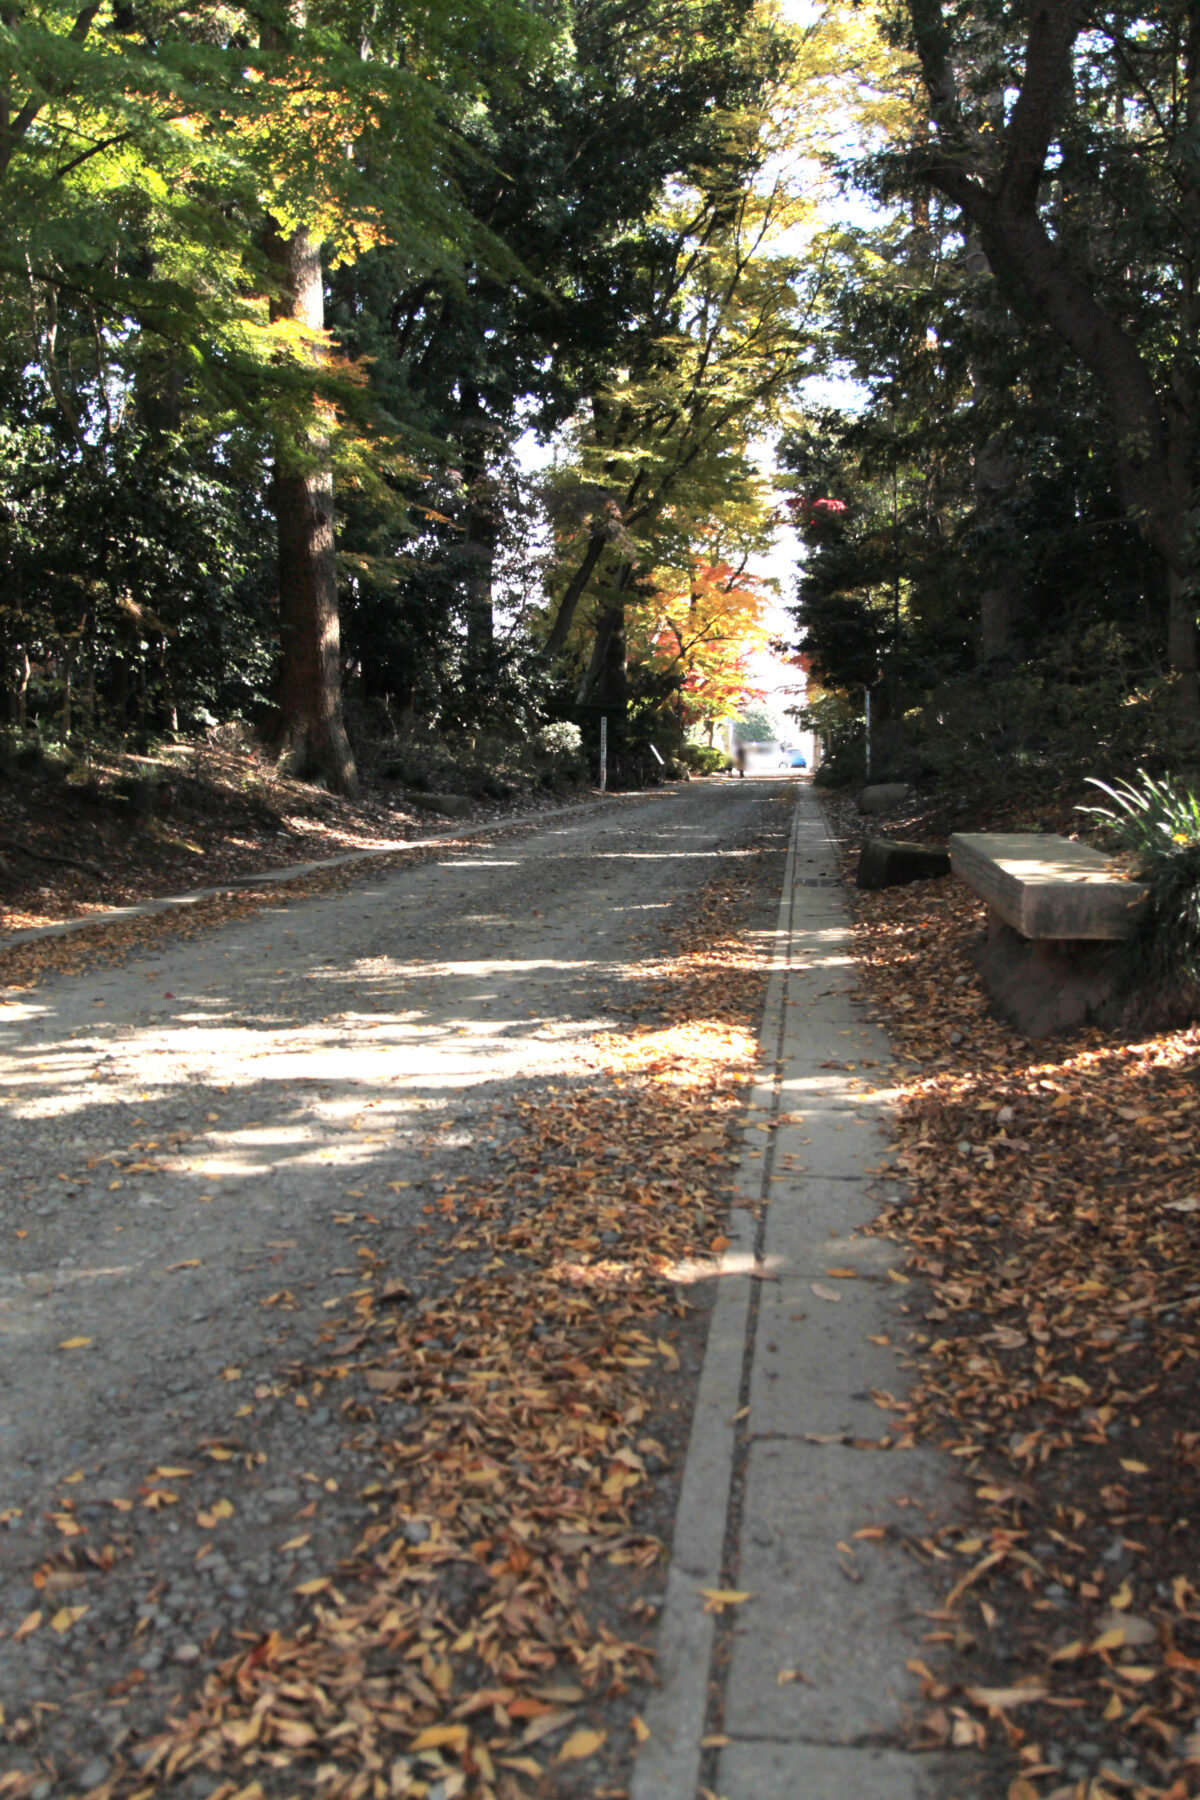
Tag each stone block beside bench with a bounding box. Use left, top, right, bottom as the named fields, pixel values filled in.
left=949, top=832, right=1147, bottom=1036
left=856, top=837, right=950, bottom=891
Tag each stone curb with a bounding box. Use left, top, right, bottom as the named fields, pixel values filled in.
left=0, top=790, right=656, bottom=951
left=630, top=800, right=802, bottom=1800
left=632, top=792, right=968, bottom=1800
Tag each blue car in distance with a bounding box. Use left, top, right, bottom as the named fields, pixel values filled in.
left=779, top=747, right=807, bottom=769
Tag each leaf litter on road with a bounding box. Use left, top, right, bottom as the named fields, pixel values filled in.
left=25, top=801, right=790, bottom=1800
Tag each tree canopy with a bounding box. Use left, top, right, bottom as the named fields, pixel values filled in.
left=2, top=0, right=1196, bottom=799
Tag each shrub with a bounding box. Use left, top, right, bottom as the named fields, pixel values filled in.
left=680, top=743, right=730, bottom=775
left=534, top=721, right=584, bottom=767
left=1079, top=769, right=1200, bottom=997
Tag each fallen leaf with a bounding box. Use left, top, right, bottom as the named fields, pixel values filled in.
left=966, top=1680, right=1046, bottom=1709
left=411, top=1723, right=469, bottom=1754
left=700, top=1587, right=752, bottom=1612
left=50, top=1605, right=88, bottom=1634
left=556, top=1728, right=606, bottom=1762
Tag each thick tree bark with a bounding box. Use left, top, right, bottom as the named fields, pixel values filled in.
left=265, top=223, right=356, bottom=794
left=456, top=392, right=498, bottom=690
left=544, top=523, right=611, bottom=660
left=908, top=0, right=1199, bottom=737
left=975, top=434, right=1023, bottom=662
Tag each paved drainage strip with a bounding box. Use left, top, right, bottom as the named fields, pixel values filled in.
left=631, top=798, right=804, bottom=1800
left=631, top=799, right=952, bottom=1800
left=0, top=790, right=656, bottom=951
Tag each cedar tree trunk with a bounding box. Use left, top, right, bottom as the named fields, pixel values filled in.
left=266, top=223, right=356, bottom=795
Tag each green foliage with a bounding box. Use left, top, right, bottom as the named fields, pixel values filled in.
left=1080, top=771, right=1200, bottom=1000
left=800, top=690, right=864, bottom=788
left=734, top=700, right=783, bottom=743
left=902, top=634, right=1172, bottom=804
left=680, top=742, right=729, bottom=774
left=1080, top=770, right=1200, bottom=865
left=533, top=720, right=583, bottom=768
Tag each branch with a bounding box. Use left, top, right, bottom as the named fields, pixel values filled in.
left=996, top=0, right=1086, bottom=216
left=0, top=1, right=101, bottom=181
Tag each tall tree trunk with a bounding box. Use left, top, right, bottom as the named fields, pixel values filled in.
left=265, top=222, right=357, bottom=794
left=910, top=0, right=1199, bottom=741
left=578, top=562, right=632, bottom=778
left=974, top=434, right=1023, bottom=662
left=457, top=391, right=498, bottom=695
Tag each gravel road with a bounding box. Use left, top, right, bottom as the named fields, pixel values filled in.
left=0, top=778, right=780, bottom=1796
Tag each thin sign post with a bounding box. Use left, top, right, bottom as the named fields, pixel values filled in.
left=599, top=715, right=607, bottom=793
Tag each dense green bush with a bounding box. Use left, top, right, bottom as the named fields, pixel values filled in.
left=905, top=633, right=1172, bottom=804
left=680, top=743, right=730, bottom=775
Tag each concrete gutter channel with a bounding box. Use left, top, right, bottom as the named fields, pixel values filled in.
left=633, top=787, right=977, bottom=1800
left=0, top=791, right=649, bottom=951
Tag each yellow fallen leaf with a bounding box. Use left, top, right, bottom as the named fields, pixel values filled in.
left=1091, top=1627, right=1127, bottom=1653
left=700, top=1587, right=752, bottom=1612
left=15, top=1610, right=42, bottom=1640
left=497, top=1758, right=543, bottom=1778
left=411, top=1723, right=468, bottom=1754
left=1120, top=1459, right=1149, bottom=1475
left=58, top=1337, right=92, bottom=1350
left=51, top=1605, right=88, bottom=1634
left=210, top=1497, right=234, bottom=1519
left=155, top=1467, right=192, bottom=1479
left=205, top=1447, right=234, bottom=1462
left=294, top=1577, right=331, bottom=1596
left=966, top=1680, right=1046, bottom=1709
left=167, top=1260, right=201, bottom=1271
left=632, top=1714, right=650, bottom=1743
left=556, top=1728, right=606, bottom=1763
left=280, top=1534, right=311, bottom=1551
left=1110, top=1579, right=1133, bottom=1611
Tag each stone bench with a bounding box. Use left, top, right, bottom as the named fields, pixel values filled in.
left=949, top=832, right=1146, bottom=940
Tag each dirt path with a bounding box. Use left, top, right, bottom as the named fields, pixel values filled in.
left=0, top=778, right=788, bottom=1799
